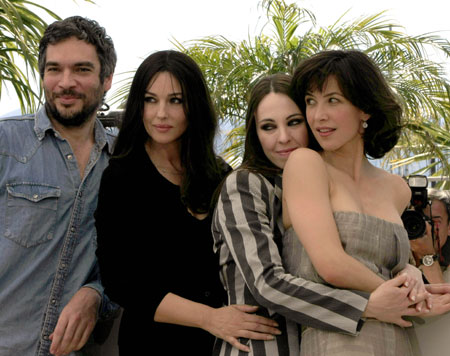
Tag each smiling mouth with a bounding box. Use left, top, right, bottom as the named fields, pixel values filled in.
left=317, top=128, right=335, bottom=136
left=55, top=90, right=83, bottom=98
left=55, top=91, right=83, bottom=105
left=154, top=125, right=172, bottom=132
left=57, top=97, right=80, bottom=106
left=277, top=148, right=297, bottom=155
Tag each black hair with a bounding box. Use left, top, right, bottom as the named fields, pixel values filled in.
left=291, top=49, right=403, bottom=159
left=38, top=16, right=116, bottom=83
left=112, top=50, right=226, bottom=214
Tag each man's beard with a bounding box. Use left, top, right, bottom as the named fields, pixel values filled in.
left=45, top=88, right=104, bottom=127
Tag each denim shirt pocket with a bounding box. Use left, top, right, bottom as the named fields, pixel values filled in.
left=5, top=182, right=61, bottom=248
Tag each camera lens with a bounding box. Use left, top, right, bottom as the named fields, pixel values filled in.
left=401, top=210, right=427, bottom=240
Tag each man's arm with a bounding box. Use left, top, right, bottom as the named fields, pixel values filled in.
left=49, top=287, right=101, bottom=356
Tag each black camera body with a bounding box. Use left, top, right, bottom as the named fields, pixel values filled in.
left=401, top=175, right=433, bottom=240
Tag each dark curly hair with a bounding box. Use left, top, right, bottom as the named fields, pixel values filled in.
left=38, top=16, right=116, bottom=83
left=290, top=49, right=403, bottom=159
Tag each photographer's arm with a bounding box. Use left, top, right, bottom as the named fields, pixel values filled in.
left=419, top=263, right=444, bottom=284
left=420, top=263, right=444, bottom=284
left=410, top=223, right=445, bottom=284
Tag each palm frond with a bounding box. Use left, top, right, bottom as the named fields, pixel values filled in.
left=118, top=1, right=450, bottom=174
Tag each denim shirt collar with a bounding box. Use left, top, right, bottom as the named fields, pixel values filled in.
left=33, top=106, right=113, bottom=155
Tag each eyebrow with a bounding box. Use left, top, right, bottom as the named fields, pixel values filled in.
left=286, top=113, right=304, bottom=119
left=145, top=90, right=183, bottom=96
left=45, top=61, right=96, bottom=68
left=258, top=113, right=303, bottom=123
left=258, top=118, right=274, bottom=123
left=306, top=90, right=343, bottom=96
left=323, top=91, right=343, bottom=97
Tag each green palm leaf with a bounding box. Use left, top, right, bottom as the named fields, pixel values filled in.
left=114, top=0, right=450, bottom=180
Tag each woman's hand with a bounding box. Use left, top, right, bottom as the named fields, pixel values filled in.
left=154, top=293, right=280, bottom=352
left=364, top=273, right=420, bottom=327
left=203, top=305, right=281, bottom=352
left=420, top=284, right=450, bottom=317
left=398, top=264, right=432, bottom=311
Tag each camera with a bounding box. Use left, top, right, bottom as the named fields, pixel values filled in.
left=401, top=175, right=433, bottom=240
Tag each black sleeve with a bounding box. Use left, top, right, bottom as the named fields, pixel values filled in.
left=94, top=160, right=169, bottom=315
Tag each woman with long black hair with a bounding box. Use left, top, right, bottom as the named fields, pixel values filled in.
left=95, top=50, right=279, bottom=355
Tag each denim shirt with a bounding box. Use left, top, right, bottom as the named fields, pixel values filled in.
left=0, top=107, right=115, bottom=355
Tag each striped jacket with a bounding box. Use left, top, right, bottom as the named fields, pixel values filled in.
left=212, top=169, right=369, bottom=356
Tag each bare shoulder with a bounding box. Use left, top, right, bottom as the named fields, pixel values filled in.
left=289, top=147, right=322, bottom=160
left=283, top=148, right=330, bottom=196
left=379, top=169, right=411, bottom=211
left=284, top=148, right=324, bottom=172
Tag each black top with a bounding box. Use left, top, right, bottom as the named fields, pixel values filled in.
left=95, top=146, right=227, bottom=355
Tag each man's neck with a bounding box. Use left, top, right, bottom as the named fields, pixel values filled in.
left=50, top=116, right=97, bottom=179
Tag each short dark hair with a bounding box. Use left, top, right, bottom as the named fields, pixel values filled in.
left=241, top=73, right=315, bottom=177
left=113, top=50, right=225, bottom=214
left=291, top=49, right=403, bottom=159
left=38, top=16, right=116, bottom=82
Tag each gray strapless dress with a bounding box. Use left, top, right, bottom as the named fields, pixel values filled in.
left=283, top=211, right=414, bottom=356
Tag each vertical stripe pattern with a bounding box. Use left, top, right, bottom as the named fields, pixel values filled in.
left=212, top=170, right=370, bottom=355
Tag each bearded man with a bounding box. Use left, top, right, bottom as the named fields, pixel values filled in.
left=0, top=16, right=117, bottom=356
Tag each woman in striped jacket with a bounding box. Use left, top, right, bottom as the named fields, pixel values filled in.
left=211, top=73, right=422, bottom=356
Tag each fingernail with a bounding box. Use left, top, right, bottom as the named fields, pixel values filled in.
left=410, top=295, right=416, bottom=301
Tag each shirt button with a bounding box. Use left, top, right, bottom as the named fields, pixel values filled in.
left=33, top=194, right=39, bottom=199
left=67, top=154, right=73, bottom=160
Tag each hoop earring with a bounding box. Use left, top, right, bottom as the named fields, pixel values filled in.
left=362, top=121, right=368, bottom=129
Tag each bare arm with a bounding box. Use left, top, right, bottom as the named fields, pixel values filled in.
left=49, top=287, right=100, bottom=356
left=214, top=169, right=370, bottom=335
left=364, top=273, right=431, bottom=327
left=283, top=149, right=384, bottom=292
left=154, top=293, right=280, bottom=352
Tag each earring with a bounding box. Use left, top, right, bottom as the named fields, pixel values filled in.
left=362, top=121, right=368, bottom=129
